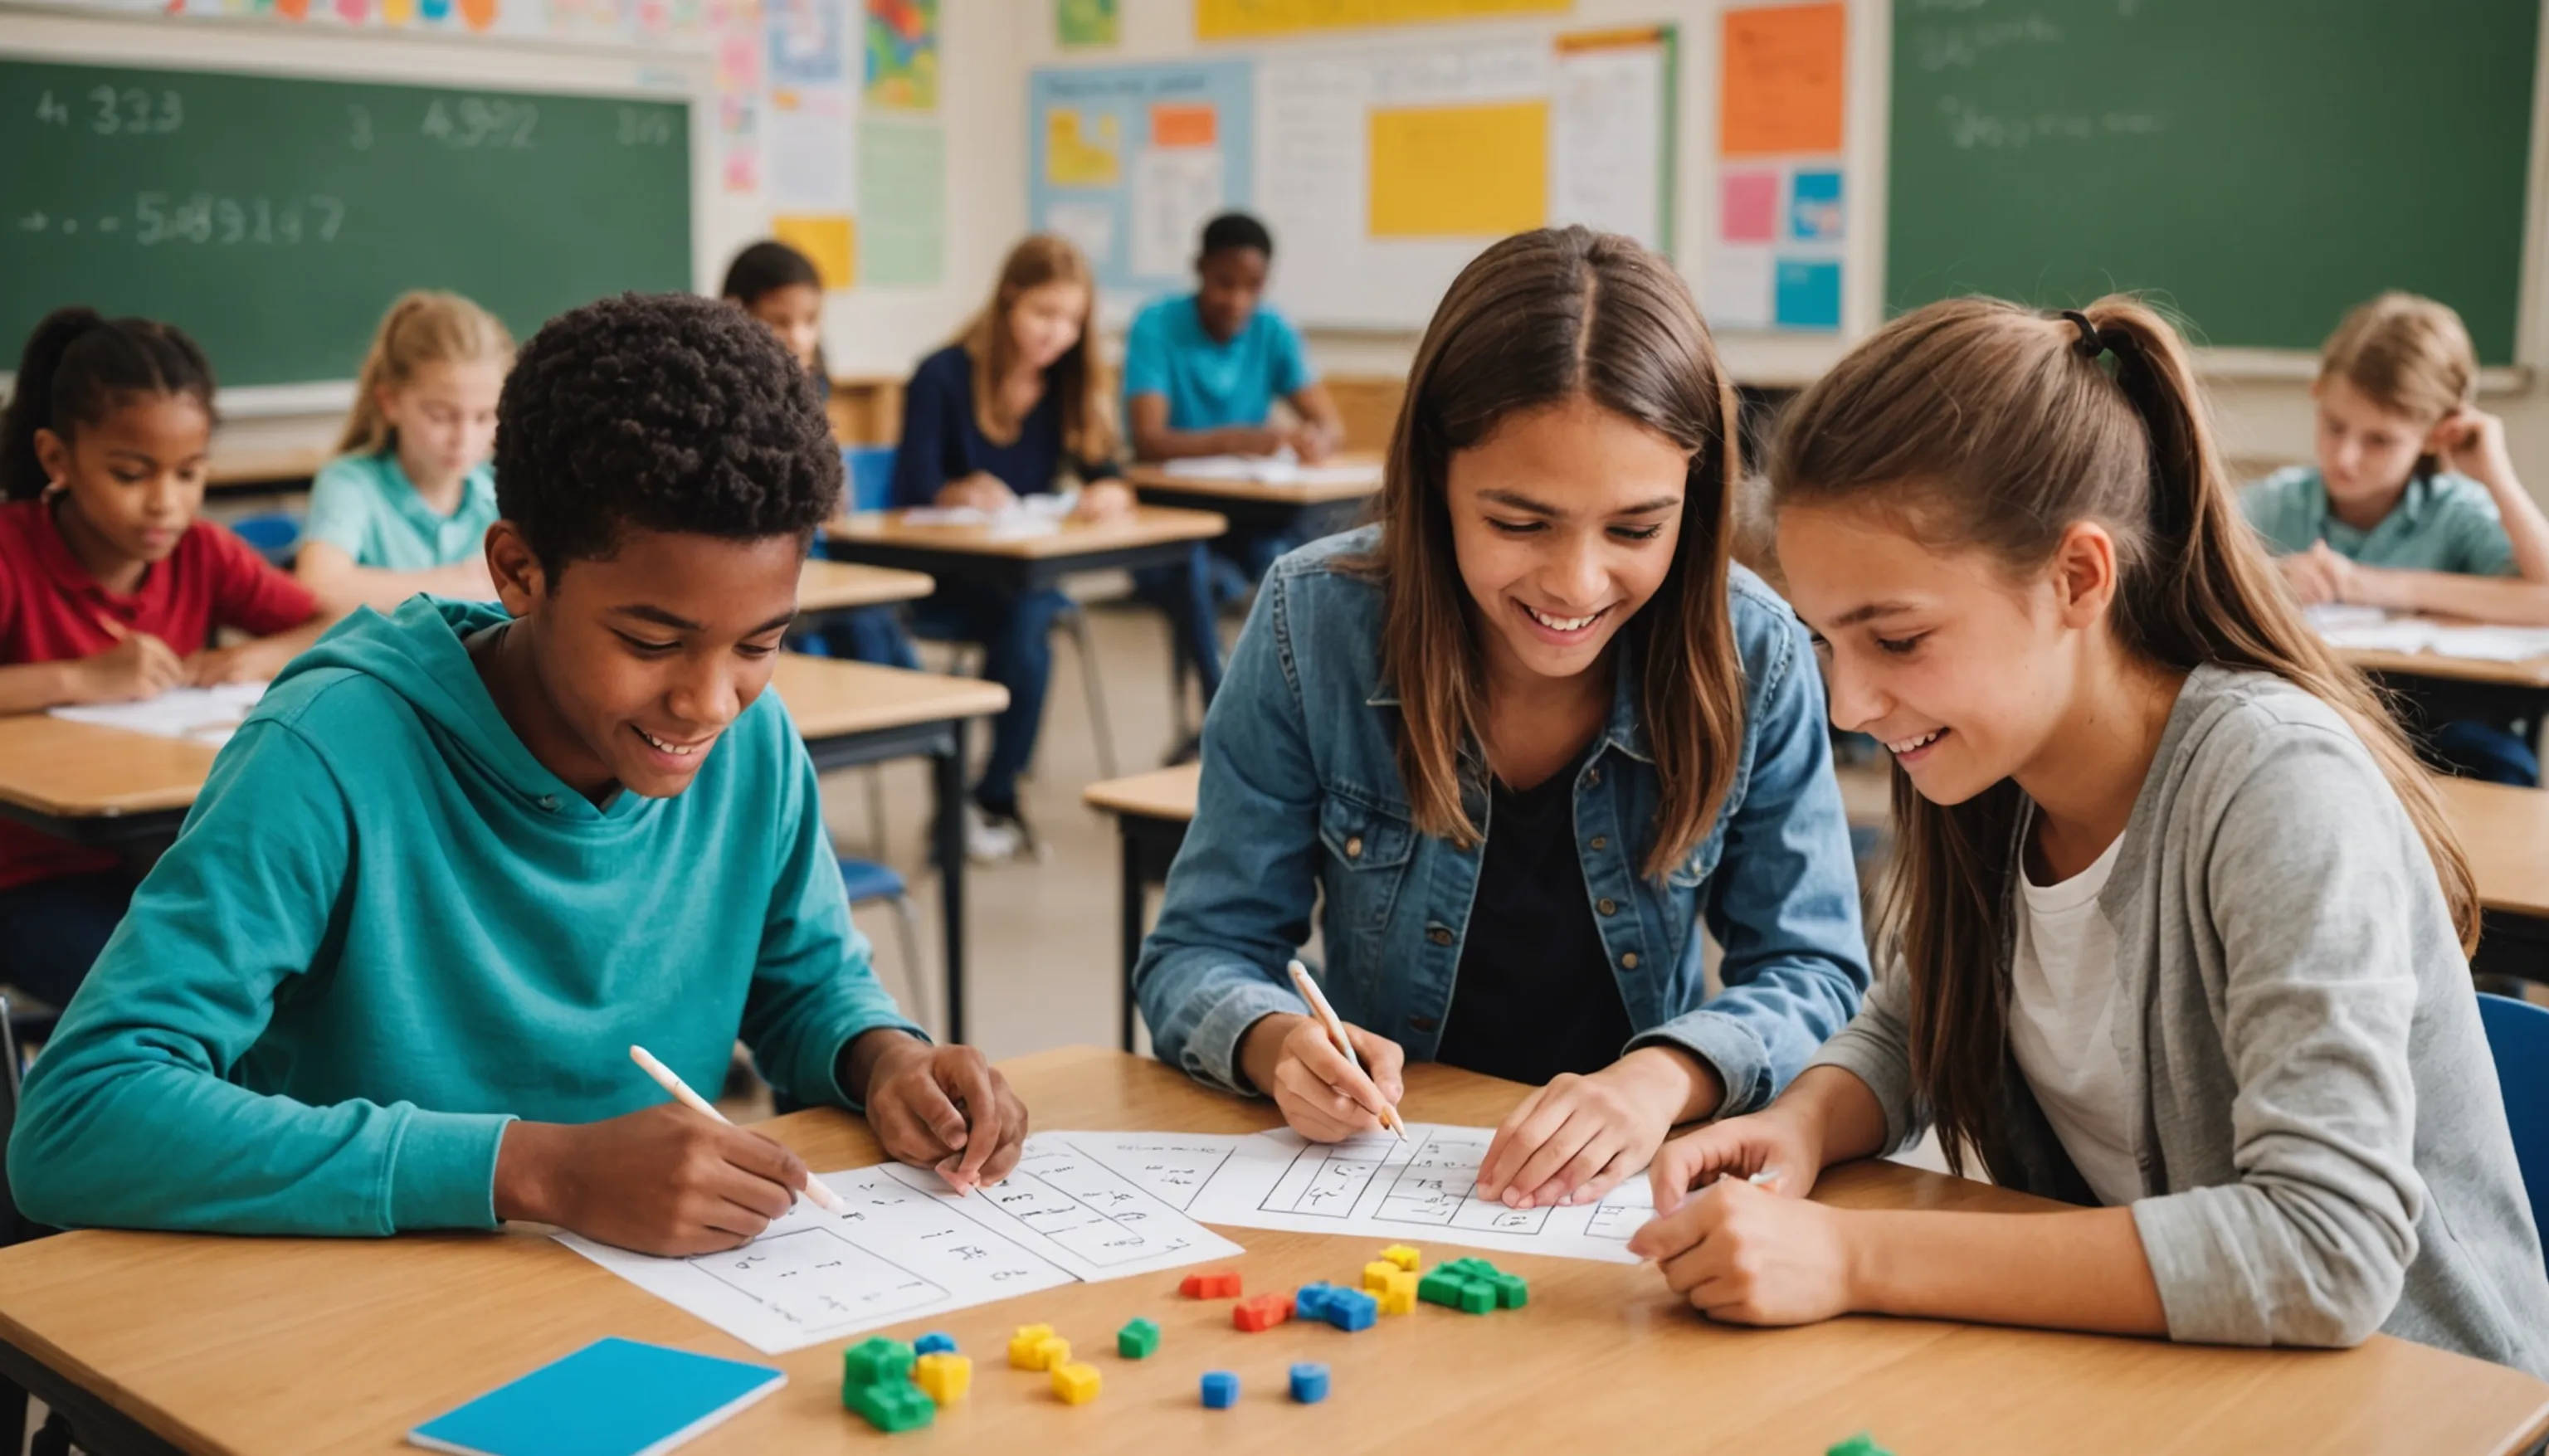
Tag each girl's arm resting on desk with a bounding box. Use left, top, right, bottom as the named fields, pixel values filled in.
left=2345, top=562, right=2549, bottom=625
left=0, top=637, right=186, bottom=713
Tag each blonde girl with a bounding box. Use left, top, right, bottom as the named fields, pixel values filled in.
left=299, top=291, right=512, bottom=610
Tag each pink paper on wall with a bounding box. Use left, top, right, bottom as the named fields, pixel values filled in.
left=1721, top=168, right=1779, bottom=243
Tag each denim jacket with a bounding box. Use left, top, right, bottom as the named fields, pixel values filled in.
left=1136, top=527, right=1871, bottom=1110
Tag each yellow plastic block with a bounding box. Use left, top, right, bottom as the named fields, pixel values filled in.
left=1007, top=1324, right=1055, bottom=1370
left=913, top=1352, right=972, bottom=1405
left=1362, top=1260, right=1399, bottom=1293
left=1051, top=1360, right=1102, bottom=1405
left=1377, top=1268, right=1419, bottom=1315
left=1029, top=1335, right=1071, bottom=1371
left=1382, top=1244, right=1422, bottom=1272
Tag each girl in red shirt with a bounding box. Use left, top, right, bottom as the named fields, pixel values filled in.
left=0, top=307, right=329, bottom=1015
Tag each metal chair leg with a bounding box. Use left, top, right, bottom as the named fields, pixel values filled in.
left=862, top=767, right=889, bottom=861
left=1060, top=606, right=1119, bottom=780
left=886, top=893, right=933, bottom=1039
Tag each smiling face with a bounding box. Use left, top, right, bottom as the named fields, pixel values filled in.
left=383, top=357, right=503, bottom=485
left=1778, top=498, right=2114, bottom=806
left=1445, top=395, right=1688, bottom=690
left=481, top=519, right=805, bottom=802
left=35, top=391, right=212, bottom=571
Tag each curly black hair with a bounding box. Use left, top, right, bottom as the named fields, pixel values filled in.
left=494, top=291, right=841, bottom=577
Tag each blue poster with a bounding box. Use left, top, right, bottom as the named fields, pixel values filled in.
left=1788, top=168, right=1843, bottom=241
left=1774, top=259, right=1842, bottom=331
left=1028, top=60, right=1255, bottom=302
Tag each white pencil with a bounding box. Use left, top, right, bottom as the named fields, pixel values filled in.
left=1286, top=960, right=1408, bottom=1140
left=629, top=1044, right=849, bottom=1214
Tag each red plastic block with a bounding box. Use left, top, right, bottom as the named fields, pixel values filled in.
left=1180, top=1269, right=1243, bottom=1299
left=1231, top=1293, right=1294, bottom=1332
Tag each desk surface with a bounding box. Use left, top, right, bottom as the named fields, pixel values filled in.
left=0, top=655, right=1001, bottom=824
left=205, top=441, right=329, bottom=489
left=827, top=504, right=1227, bottom=559
left=2342, top=642, right=2549, bottom=689
left=0, top=1047, right=2538, bottom=1455
left=1123, top=453, right=1385, bottom=506
left=793, top=558, right=934, bottom=612
left=2440, top=777, right=2549, bottom=919
left=1083, top=762, right=1201, bottom=822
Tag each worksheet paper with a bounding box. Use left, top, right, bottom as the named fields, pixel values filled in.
left=1055, top=1124, right=1655, bottom=1265
left=559, top=1136, right=1244, bottom=1354
left=51, top=680, right=266, bottom=745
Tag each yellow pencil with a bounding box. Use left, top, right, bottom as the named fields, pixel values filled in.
left=1286, top=960, right=1408, bottom=1140
left=628, top=1044, right=849, bottom=1214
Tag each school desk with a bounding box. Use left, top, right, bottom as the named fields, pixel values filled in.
left=1123, top=452, right=1384, bottom=541
left=1084, top=762, right=1201, bottom=1052
left=819, top=504, right=1228, bottom=597
left=1, top=1045, right=2542, bottom=1456
left=2439, top=775, right=2549, bottom=985
left=203, top=440, right=329, bottom=494
left=791, top=558, right=934, bottom=621
left=2342, top=637, right=2549, bottom=747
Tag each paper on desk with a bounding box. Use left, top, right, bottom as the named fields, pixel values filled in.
left=895, top=492, right=1075, bottom=538
left=2308, top=606, right=2549, bottom=663
left=1160, top=453, right=1382, bottom=489
left=558, top=1133, right=1243, bottom=1354
left=50, top=680, right=267, bottom=746
left=1056, top=1124, right=1654, bottom=1265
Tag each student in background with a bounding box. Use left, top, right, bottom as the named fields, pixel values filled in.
left=296, top=291, right=509, bottom=611
left=721, top=239, right=918, bottom=670
left=896, top=235, right=1194, bottom=861
left=9, top=293, right=1029, bottom=1251
left=1123, top=212, right=1348, bottom=696
left=1630, top=297, right=2549, bottom=1376
left=1138, top=228, right=1869, bottom=1212
left=0, top=308, right=330, bottom=1015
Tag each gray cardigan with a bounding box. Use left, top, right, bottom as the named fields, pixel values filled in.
left=1810, top=665, right=2549, bottom=1376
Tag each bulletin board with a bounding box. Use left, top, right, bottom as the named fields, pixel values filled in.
left=1027, top=60, right=1258, bottom=304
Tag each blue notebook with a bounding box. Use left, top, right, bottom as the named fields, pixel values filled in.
left=408, top=1337, right=787, bottom=1456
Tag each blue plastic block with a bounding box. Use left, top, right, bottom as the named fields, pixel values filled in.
left=1289, top=1361, right=1330, bottom=1405
left=1323, top=1288, right=1377, bottom=1332
left=913, top=1332, right=958, bottom=1356
left=1294, top=1282, right=1338, bottom=1322
left=1201, top=1371, right=1240, bottom=1409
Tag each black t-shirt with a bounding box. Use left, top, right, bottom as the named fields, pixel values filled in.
left=1433, top=757, right=1635, bottom=1085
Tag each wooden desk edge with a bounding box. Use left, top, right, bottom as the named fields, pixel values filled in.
left=1082, top=765, right=1204, bottom=821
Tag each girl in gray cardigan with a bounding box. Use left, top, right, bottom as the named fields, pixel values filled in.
left=1628, top=295, right=2549, bottom=1376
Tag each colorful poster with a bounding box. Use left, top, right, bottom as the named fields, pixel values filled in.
left=1709, top=2, right=1845, bottom=332
left=1367, top=100, right=1548, bottom=238
left=863, top=0, right=937, bottom=111
left=1056, top=0, right=1117, bottom=48
left=767, top=0, right=845, bottom=86
left=1719, top=2, right=1845, bottom=158
left=1196, top=0, right=1568, bottom=41
left=1027, top=61, right=1255, bottom=300
left=858, top=119, right=946, bottom=286
left=772, top=213, right=855, bottom=288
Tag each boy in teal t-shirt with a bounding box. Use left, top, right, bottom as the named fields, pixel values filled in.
left=11, top=294, right=1028, bottom=1254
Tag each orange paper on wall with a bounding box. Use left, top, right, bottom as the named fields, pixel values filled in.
left=772, top=214, right=856, bottom=290
left=1720, top=2, right=1845, bottom=158
left=1151, top=103, right=1217, bottom=149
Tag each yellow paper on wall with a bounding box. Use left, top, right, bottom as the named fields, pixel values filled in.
left=1046, top=108, right=1123, bottom=187
left=772, top=214, right=856, bottom=290
left=1367, top=100, right=1548, bottom=239
left=1198, top=0, right=1568, bottom=41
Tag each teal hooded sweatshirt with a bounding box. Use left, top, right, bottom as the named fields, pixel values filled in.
left=9, top=597, right=923, bottom=1236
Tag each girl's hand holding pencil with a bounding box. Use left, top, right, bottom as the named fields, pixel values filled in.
left=1235, top=961, right=1409, bottom=1143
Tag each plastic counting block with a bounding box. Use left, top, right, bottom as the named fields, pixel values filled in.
left=1382, top=1244, right=1422, bottom=1272
left=1484, top=1271, right=1529, bottom=1309
left=1289, top=1361, right=1331, bottom=1405
left=1050, top=1361, right=1102, bottom=1405
left=1232, top=1292, right=1293, bottom=1332
left=1180, top=1269, right=1242, bottom=1298
left=911, top=1352, right=971, bottom=1405
left=1006, top=1324, right=1055, bottom=1370
left=1323, top=1288, right=1377, bottom=1332
left=1826, top=1438, right=1895, bottom=1456
left=1294, top=1282, right=1339, bottom=1322
left=1376, top=1269, right=1418, bottom=1316
left=913, top=1332, right=958, bottom=1356
left=1200, top=1371, right=1240, bottom=1409
left=1362, top=1260, right=1399, bottom=1293
left=1416, top=1268, right=1471, bottom=1309
left=844, top=1379, right=936, bottom=1433
left=842, top=1337, right=914, bottom=1388
left=1028, top=1336, right=1071, bottom=1371
left=1116, top=1317, right=1162, bottom=1360
left=1455, top=1280, right=1497, bottom=1314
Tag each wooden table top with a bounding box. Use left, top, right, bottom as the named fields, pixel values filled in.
left=793, top=558, right=934, bottom=612
left=1123, top=452, right=1385, bottom=505
left=2342, top=642, right=2549, bottom=689
left=205, top=441, right=329, bottom=488
left=0, top=1047, right=2537, bottom=1455
left=0, top=655, right=1001, bottom=824
left=1083, top=762, right=1201, bottom=823
left=2439, top=776, right=2549, bottom=919
left=827, top=504, right=1227, bottom=559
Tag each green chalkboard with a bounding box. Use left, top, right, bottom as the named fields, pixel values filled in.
left=1886, top=0, right=2539, bottom=363
left=1, top=59, right=691, bottom=388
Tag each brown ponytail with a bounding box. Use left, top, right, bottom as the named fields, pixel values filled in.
left=1772, top=294, right=2478, bottom=1179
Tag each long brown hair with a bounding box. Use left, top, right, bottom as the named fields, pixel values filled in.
left=336, top=290, right=513, bottom=456
left=1362, top=226, right=1745, bottom=879
left=959, top=236, right=1114, bottom=464
left=1770, top=295, right=2479, bottom=1178
left=2320, top=291, right=2478, bottom=484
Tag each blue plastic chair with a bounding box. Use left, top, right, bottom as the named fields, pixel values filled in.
left=228, top=512, right=304, bottom=568
left=2478, top=991, right=2549, bottom=1244
left=841, top=857, right=930, bottom=1029
left=843, top=445, right=898, bottom=514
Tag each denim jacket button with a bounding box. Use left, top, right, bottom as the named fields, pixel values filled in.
left=1621, top=952, right=1640, bottom=970
left=1597, top=898, right=1618, bottom=916
left=1426, top=926, right=1455, bottom=947
left=1589, top=835, right=1607, bottom=850
left=1345, top=835, right=1363, bottom=859
left=1586, top=767, right=1601, bottom=787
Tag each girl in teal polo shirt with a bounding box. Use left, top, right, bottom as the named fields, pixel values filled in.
left=298, top=291, right=512, bottom=611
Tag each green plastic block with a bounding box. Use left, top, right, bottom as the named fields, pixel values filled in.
left=1445, top=1257, right=1497, bottom=1278
left=1485, top=1271, right=1528, bottom=1309
left=843, top=1337, right=915, bottom=1387
left=845, top=1378, right=937, bottom=1433
left=1455, top=1279, right=1497, bottom=1314
left=1417, top=1269, right=1470, bottom=1307
left=1825, top=1437, right=1893, bottom=1456
left=1117, top=1317, right=1162, bottom=1359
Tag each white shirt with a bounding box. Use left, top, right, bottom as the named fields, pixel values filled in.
left=2006, top=832, right=2144, bottom=1206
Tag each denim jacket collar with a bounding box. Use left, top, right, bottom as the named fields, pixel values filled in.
left=1362, top=636, right=1656, bottom=772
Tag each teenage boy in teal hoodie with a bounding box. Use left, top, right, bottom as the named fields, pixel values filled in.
left=10, top=293, right=1028, bottom=1255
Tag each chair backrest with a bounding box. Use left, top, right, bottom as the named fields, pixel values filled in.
left=228, top=512, right=305, bottom=568
left=0, top=996, right=28, bottom=1249
left=842, top=446, right=897, bottom=514
left=2478, top=991, right=2549, bottom=1242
